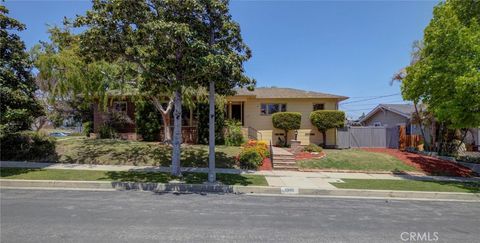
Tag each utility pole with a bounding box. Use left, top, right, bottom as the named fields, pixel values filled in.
left=208, top=80, right=216, bottom=183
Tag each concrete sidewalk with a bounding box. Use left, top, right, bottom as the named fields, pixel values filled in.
left=2, top=161, right=479, bottom=191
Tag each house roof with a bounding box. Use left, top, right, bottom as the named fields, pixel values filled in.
left=359, top=103, right=422, bottom=123
left=234, top=87, right=348, bottom=100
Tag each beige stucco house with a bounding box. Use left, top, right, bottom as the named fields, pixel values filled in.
left=93, top=87, right=348, bottom=145
left=226, top=87, right=348, bottom=146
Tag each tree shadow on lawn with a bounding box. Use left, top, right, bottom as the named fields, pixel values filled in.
left=102, top=171, right=254, bottom=186
left=59, top=139, right=237, bottom=168
left=0, top=168, right=41, bottom=177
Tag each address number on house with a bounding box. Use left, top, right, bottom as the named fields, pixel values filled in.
left=281, top=187, right=299, bottom=194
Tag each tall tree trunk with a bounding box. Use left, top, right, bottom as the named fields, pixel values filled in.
left=151, top=97, right=174, bottom=144
left=431, top=120, right=437, bottom=151
left=208, top=81, right=216, bottom=183
left=413, top=101, right=429, bottom=150
left=171, top=90, right=182, bottom=177
left=284, top=130, right=289, bottom=147
left=322, top=130, right=327, bottom=148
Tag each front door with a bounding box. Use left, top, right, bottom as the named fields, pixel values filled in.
left=228, top=102, right=243, bottom=125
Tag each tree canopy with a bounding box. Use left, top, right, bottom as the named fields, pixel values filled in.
left=401, top=0, right=480, bottom=128
left=310, top=110, right=345, bottom=147
left=0, top=6, right=43, bottom=135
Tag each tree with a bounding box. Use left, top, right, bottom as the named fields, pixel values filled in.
left=272, top=112, right=301, bottom=146
left=32, top=26, right=127, bottom=134
left=310, top=110, right=345, bottom=147
left=196, top=0, right=255, bottom=182
left=74, top=0, right=254, bottom=179
left=74, top=0, right=213, bottom=176
left=401, top=0, right=480, bottom=130
left=0, top=6, right=43, bottom=135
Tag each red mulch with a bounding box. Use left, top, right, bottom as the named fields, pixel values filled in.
left=294, top=151, right=326, bottom=160
left=258, top=158, right=273, bottom=171
left=361, top=148, right=475, bottom=177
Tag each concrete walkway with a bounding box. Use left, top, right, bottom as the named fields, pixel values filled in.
left=2, top=161, right=479, bottom=190
left=271, top=146, right=293, bottom=156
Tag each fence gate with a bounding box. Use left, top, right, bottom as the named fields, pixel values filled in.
left=338, top=126, right=398, bottom=149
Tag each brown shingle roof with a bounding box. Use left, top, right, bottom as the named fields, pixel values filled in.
left=234, top=87, right=348, bottom=100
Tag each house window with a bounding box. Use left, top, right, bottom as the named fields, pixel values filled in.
left=113, top=102, right=127, bottom=113
left=373, top=121, right=382, bottom=127
left=313, top=103, right=324, bottom=111
left=260, top=103, right=286, bottom=115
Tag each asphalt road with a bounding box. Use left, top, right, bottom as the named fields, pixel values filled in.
left=1, top=189, right=479, bottom=243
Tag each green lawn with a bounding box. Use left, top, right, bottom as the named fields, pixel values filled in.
left=54, top=137, right=241, bottom=168
left=297, top=149, right=418, bottom=172
left=0, top=168, right=267, bottom=186
left=331, top=179, right=480, bottom=193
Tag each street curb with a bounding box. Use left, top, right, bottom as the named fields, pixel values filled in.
left=1, top=179, right=479, bottom=201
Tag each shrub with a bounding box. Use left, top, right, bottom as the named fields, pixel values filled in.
left=82, top=121, right=93, bottom=137
left=272, top=112, right=301, bottom=146
left=310, top=110, right=345, bottom=147
left=303, top=144, right=323, bottom=153
left=0, top=131, right=56, bottom=161
left=242, top=140, right=270, bottom=158
left=238, top=150, right=263, bottom=169
left=197, top=102, right=225, bottom=144
left=224, top=119, right=245, bottom=146
left=98, top=125, right=117, bottom=139
left=135, top=100, right=161, bottom=141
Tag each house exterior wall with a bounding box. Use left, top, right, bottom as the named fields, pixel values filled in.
left=362, top=110, right=409, bottom=128
left=93, top=100, right=136, bottom=134
left=229, top=97, right=340, bottom=146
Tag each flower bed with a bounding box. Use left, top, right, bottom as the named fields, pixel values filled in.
left=237, top=140, right=271, bottom=170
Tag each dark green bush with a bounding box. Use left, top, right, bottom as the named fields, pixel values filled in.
left=310, top=110, right=345, bottom=147
left=238, top=149, right=263, bottom=169
left=135, top=100, right=161, bottom=141
left=0, top=131, right=57, bottom=161
left=303, top=144, right=323, bottom=153
left=98, top=125, right=117, bottom=139
left=224, top=119, right=244, bottom=146
left=82, top=121, right=93, bottom=137
left=197, top=103, right=225, bottom=144
left=272, top=112, right=301, bottom=146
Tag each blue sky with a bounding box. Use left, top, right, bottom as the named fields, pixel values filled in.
left=4, top=0, right=439, bottom=119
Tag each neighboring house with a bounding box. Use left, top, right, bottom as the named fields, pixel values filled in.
left=359, top=104, right=423, bottom=135
left=92, top=87, right=348, bottom=146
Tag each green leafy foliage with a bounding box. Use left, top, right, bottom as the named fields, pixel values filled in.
left=310, top=110, right=345, bottom=146
left=197, top=102, right=225, bottom=144
left=303, top=144, right=323, bottom=153
left=238, top=150, right=263, bottom=170
left=401, top=0, right=480, bottom=128
left=242, top=140, right=270, bottom=159
left=0, top=6, right=43, bottom=135
left=82, top=121, right=93, bottom=137
left=272, top=112, right=301, bottom=146
left=224, top=119, right=244, bottom=146
left=0, top=131, right=56, bottom=161
left=98, top=125, right=117, bottom=139
left=135, top=99, right=161, bottom=141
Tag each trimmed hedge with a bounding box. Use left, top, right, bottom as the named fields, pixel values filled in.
left=238, top=150, right=263, bottom=169
left=0, top=131, right=57, bottom=161
left=303, top=144, right=323, bottom=153
left=272, top=112, right=301, bottom=146
left=310, top=110, right=345, bottom=147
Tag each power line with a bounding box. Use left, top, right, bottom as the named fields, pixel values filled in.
left=340, top=100, right=406, bottom=107
left=341, top=93, right=401, bottom=105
